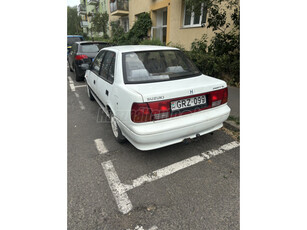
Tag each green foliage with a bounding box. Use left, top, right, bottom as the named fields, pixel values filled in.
left=91, top=12, right=109, bottom=39
left=67, top=6, right=82, bottom=35
left=110, top=12, right=152, bottom=45
left=140, top=39, right=163, bottom=46
left=110, top=21, right=126, bottom=45
left=126, top=12, right=152, bottom=44
left=184, top=0, right=240, bottom=86
left=167, top=42, right=186, bottom=51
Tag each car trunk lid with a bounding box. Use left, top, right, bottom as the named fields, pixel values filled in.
left=126, top=74, right=227, bottom=103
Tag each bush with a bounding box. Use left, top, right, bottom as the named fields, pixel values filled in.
left=167, top=42, right=186, bottom=51
left=189, top=32, right=239, bottom=86
left=110, top=12, right=152, bottom=45
left=139, top=39, right=163, bottom=46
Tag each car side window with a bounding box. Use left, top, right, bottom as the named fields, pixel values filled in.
left=108, top=56, right=115, bottom=83
left=72, top=44, right=77, bottom=53
left=91, top=51, right=105, bottom=75
left=100, top=51, right=116, bottom=83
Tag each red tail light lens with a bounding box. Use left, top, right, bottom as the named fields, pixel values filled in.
left=148, top=101, right=170, bottom=120
left=75, top=54, right=88, bottom=60
left=211, top=88, right=228, bottom=107
left=131, top=103, right=152, bottom=123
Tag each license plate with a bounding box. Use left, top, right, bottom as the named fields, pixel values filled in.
left=171, top=95, right=206, bottom=111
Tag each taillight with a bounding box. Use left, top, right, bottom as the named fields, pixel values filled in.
left=148, top=101, right=170, bottom=120
left=211, top=88, right=228, bottom=107
left=131, top=103, right=152, bottom=123
left=75, top=54, right=88, bottom=60
left=131, top=101, right=171, bottom=123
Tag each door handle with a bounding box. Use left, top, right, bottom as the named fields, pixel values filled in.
left=93, top=80, right=95, bottom=84
left=106, top=90, right=109, bottom=96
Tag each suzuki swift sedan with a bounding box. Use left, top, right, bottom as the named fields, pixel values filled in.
left=82, top=45, right=230, bottom=151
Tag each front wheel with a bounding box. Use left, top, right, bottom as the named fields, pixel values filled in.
left=110, top=112, right=126, bottom=143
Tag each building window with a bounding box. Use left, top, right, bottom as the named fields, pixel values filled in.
left=121, top=17, right=129, bottom=33
left=183, top=2, right=207, bottom=28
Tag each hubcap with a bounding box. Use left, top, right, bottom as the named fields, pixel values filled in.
left=111, top=115, right=118, bottom=138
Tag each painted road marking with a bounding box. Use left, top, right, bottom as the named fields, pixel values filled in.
left=126, top=225, right=158, bottom=230
left=127, top=225, right=158, bottom=230
left=102, top=161, right=133, bottom=214
left=68, top=76, right=75, bottom=92
left=74, top=92, right=85, bottom=110
left=94, top=138, right=109, bottom=155
left=74, top=85, right=87, bottom=88
left=102, top=141, right=239, bottom=214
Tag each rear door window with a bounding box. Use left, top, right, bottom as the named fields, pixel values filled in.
left=91, top=51, right=105, bottom=75
left=100, top=51, right=116, bottom=83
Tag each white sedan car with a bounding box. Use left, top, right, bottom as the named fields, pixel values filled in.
left=82, top=45, right=230, bottom=151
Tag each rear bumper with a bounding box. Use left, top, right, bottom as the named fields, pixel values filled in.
left=117, top=104, right=231, bottom=151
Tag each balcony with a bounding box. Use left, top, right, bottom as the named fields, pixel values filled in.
left=110, top=0, right=129, bottom=16
left=78, top=4, right=87, bottom=14
left=88, top=0, right=99, bottom=5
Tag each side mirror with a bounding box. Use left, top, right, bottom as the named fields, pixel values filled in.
left=80, top=63, right=90, bottom=71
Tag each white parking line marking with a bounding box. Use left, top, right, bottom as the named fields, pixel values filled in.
left=74, top=92, right=85, bottom=110
left=123, top=141, right=240, bottom=191
left=69, top=83, right=75, bottom=92
left=78, top=100, right=85, bottom=110
left=126, top=225, right=158, bottom=230
left=102, top=141, right=239, bottom=214
left=74, top=85, right=87, bottom=88
left=68, top=76, right=74, bottom=84
left=94, top=138, right=109, bottom=155
left=102, top=161, right=133, bottom=214
left=68, top=76, right=76, bottom=92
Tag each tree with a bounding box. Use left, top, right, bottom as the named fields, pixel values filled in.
left=91, top=12, right=109, bottom=39
left=67, top=6, right=82, bottom=35
left=187, top=0, right=240, bottom=85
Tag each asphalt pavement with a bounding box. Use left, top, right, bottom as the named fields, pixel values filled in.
left=67, top=68, right=240, bottom=230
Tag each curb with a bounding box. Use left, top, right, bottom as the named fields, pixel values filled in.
left=224, top=120, right=240, bottom=132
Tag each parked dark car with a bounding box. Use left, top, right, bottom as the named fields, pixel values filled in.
left=68, top=41, right=111, bottom=81
left=67, top=35, right=84, bottom=55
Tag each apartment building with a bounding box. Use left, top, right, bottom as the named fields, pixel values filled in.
left=107, top=0, right=235, bottom=50
left=78, top=0, right=108, bottom=37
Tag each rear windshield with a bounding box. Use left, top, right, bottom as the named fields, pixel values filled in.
left=123, top=50, right=201, bottom=84
left=67, top=37, right=83, bottom=46
left=80, top=44, right=100, bottom=53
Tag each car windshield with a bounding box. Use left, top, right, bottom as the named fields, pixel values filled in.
left=67, top=37, right=83, bottom=46
left=123, top=50, right=201, bottom=84
left=80, top=44, right=100, bottom=53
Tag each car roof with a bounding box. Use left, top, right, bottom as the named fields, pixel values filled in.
left=67, top=35, right=83, bottom=38
left=75, top=41, right=110, bottom=45
left=104, top=45, right=179, bottom=53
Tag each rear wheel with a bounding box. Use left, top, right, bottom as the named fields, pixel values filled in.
left=75, top=63, right=83, bottom=82
left=87, top=84, right=95, bottom=101
left=68, top=60, right=73, bottom=72
left=110, top=112, right=126, bottom=143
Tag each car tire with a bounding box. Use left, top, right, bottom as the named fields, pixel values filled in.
left=68, top=60, right=73, bottom=72
left=87, top=84, right=95, bottom=101
left=74, top=63, right=84, bottom=82
left=110, top=112, right=126, bottom=143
